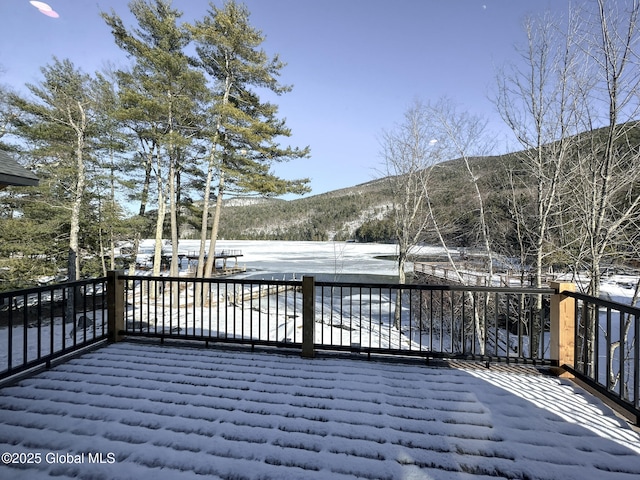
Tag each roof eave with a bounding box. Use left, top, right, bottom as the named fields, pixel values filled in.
left=0, top=173, right=40, bottom=188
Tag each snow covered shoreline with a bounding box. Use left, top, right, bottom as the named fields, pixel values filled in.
left=134, top=239, right=639, bottom=304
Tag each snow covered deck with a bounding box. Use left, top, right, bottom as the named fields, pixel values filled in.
left=1, top=341, right=640, bottom=479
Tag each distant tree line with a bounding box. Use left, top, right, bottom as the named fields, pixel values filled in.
left=354, top=218, right=395, bottom=243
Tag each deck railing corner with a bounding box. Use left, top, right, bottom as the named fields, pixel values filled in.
left=107, top=270, right=126, bottom=343
left=549, top=281, right=577, bottom=372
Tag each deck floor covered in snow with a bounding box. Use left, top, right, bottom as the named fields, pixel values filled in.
left=1, top=342, right=640, bottom=479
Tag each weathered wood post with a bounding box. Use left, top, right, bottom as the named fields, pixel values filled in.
left=107, top=270, right=125, bottom=343
left=301, top=276, right=315, bottom=358
left=549, top=281, right=576, bottom=376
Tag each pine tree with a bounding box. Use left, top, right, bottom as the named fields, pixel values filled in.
left=9, top=58, right=99, bottom=282
left=188, top=0, right=310, bottom=279
left=102, top=0, right=207, bottom=276
left=92, top=73, right=138, bottom=274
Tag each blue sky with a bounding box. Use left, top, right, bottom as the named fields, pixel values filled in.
left=0, top=0, right=568, bottom=199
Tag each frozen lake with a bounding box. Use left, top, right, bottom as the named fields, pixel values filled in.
left=140, top=239, right=639, bottom=303
left=214, top=240, right=400, bottom=279
left=141, top=239, right=451, bottom=282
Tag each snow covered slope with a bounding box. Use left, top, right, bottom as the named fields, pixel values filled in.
left=1, top=342, right=639, bottom=479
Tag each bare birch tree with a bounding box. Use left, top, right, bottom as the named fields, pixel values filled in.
left=380, top=98, right=492, bottom=350
left=494, top=11, right=581, bottom=290
left=495, top=2, right=640, bottom=367
left=423, top=99, right=494, bottom=354
left=564, top=0, right=640, bottom=377
left=380, top=101, right=439, bottom=286
left=568, top=0, right=640, bottom=298
left=380, top=100, right=442, bottom=328
left=426, top=99, right=493, bottom=279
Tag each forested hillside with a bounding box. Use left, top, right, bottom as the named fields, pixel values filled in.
left=217, top=179, right=393, bottom=241
left=175, top=152, right=518, bottom=246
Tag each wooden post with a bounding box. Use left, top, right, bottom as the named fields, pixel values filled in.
left=301, top=276, right=315, bottom=358
left=550, top=281, right=576, bottom=376
left=107, top=270, right=125, bottom=343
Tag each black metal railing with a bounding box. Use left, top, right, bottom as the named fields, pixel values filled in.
left=3, top=272, right=638, bottom=422
left=314, top=281, right=554, bottom=361
left=119, top=274, right=554, bottom=363
left=563, top=290, right=640, bottom=421
left=122, top=275, right=301, bottom=347
left=0, top=277, right=109, bottom=381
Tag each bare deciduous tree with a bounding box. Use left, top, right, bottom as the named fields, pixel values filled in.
left=565, top=0, right=640, bottom=377
left=380, top=100, right=440, bottom=291
left=424, top=99, right=494, bottom=354
left=427, top=99, right=493, bottom=279
left=494, top=10, right=581, bottom=291
left=499, top=1, right=640, bottom=374
left=380, top=98, right=492, bottom=352
left=568, top=0, right=640, bottom=298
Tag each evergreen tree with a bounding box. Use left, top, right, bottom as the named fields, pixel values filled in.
left=102, top=0, right=208, bottom=276
left=0, top=81, right=19, bottom=149
left=9, top=58, right=99, bottom=282
left=188, top=0, right=310, bottom=279
left=0, top=194, right=66, bottom=289
left=92, top=73, right=138, bottom=274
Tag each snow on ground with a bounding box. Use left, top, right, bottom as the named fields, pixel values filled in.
left=1, top=341, right=639, bottom=480
left=0, top=315, right=106, bottom=373
left=122, top=279, right=423, bottom=349
left=4, top=241, right=638, bottom=376
left=600, top=276, right=640, bottom=305
left=1, top=242, right=640, bottom=478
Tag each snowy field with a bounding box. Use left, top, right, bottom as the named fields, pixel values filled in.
left=0, top=342, right=639, bottom=480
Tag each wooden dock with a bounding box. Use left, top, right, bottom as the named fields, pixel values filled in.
left=219, top=284, right=297, bottom=308
left=185, top=250, right=245, bottom=276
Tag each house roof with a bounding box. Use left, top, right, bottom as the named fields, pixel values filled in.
left=0, top=341, right=639, bottom=479
left=0, top=150, right=39, bottom=188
